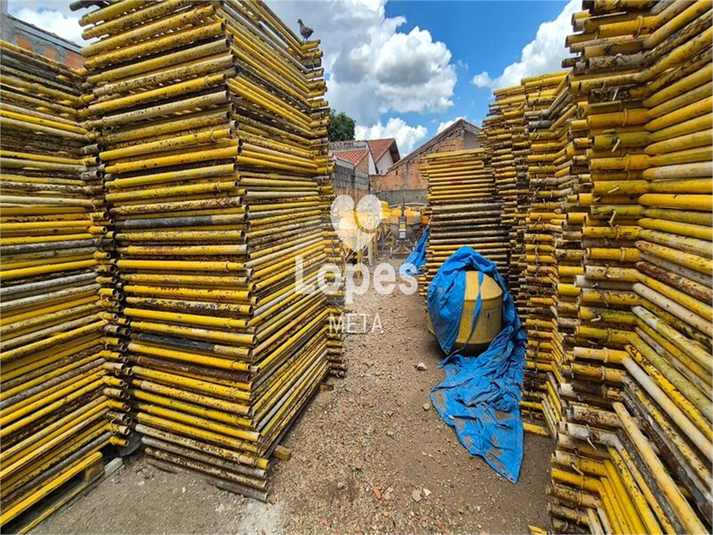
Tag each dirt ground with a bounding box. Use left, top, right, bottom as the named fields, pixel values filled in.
left=35, top=259, right=552, bottom=535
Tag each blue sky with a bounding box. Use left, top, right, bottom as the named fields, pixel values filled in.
left=10, top=0, right=577, bottom=154
left=383, top=1, right=568, bottom=136
left=269, top=0, right=578, bottom=153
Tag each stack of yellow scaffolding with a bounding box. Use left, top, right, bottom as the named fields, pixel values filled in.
left=0, top=41, right=114, bottom=531
left=541, top=74, right=590, bottom=450
left=77, top=0, right=341, bottom=500
left=625, top=0, right=712, bottom=531
left=540, top=1, right=712, bottom=533
left=482, top=86, right=522, bottom=301
left=510, top=83, right=532, bottom=306
left=519, top=72, right=569, bottom=436
left=420, top=147, right=506, bottom=295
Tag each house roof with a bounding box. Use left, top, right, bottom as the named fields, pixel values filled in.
left=333, top=155, right=355, bottom=169
left=4, top=13, right=82, bottom=53
left=331, top=149, right=369, bottom=167
left=386, top=118, right=480, bottom=172
left=329, top=139, right=399, bottom=167
left=367, top=138, right=399, bottom=163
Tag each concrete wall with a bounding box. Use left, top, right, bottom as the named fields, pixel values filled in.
left=332, top=159, right=370, bottom=202
left=463, top=129, right=480, bottom=149
left=378, top=189, right=427, bottom=207
left=330, top=140, right=367, bottom=152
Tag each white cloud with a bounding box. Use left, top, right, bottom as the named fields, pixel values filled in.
left=11, top=0, right=457, bottom=125
left=471, top=72, right=493, bottom=89
left=437, top=116, right=466, bottom=134
left=471, top=0, right=577, bottom=90
left=272, top=0, right=457, bottom=124
left=356, top=117, right=428, bottom=154
left=9, top=3, right=89, bottom=46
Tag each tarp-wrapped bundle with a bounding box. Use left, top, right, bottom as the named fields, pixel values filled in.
left=428, top=247, right=526, bottom=483
left=420, top=147, right=508, bottom=297
left=76, top=0, right=343, bottom=500
left=400, top=226, right=429, bottom=276
left=0, top=41, right=114, bottom=531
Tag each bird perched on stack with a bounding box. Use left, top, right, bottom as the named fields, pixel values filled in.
left=298, top=19, right=313, bottom=42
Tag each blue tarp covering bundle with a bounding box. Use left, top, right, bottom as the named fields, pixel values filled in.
left=427, top=246, right=526, bottom=482
left=399, top=226, right=429, bottom=276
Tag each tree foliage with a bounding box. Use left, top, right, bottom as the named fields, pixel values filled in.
left=328, top=110, right=356, bottom=142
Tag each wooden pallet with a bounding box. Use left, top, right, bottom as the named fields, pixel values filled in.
left=3, top=453, right=118, bottom=535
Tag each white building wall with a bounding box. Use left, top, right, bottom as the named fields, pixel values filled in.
left=376, top=151, right=394, bottom=174
left=368, top=153, right=377, bottom=175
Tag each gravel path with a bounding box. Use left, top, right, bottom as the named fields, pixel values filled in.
left=35, top=259, right=552, bottom=535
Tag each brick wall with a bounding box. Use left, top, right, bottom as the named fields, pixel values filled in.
left=335, top=186, right=369, bottom=203
left=1, top=14, right=84, bottom=69
left=371, top=126, right=470, bottom=205
left=354, top=156, right=369, bottom=175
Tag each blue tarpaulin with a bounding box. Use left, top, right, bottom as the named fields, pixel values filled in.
left=427, top=246, right=526, bottom=482
left=399, top=226, right=429, bottom=276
